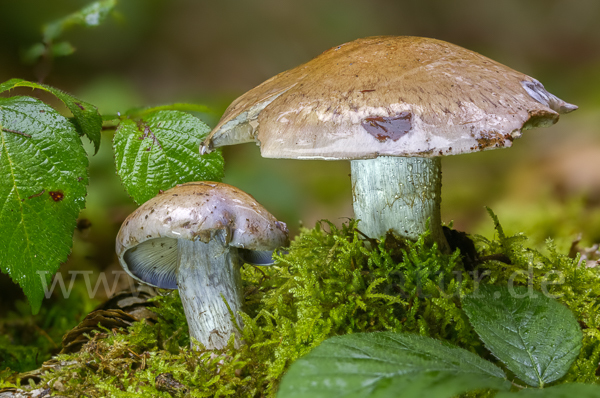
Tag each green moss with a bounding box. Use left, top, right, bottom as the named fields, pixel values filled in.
left=0, top=366, right=19, bottom=389
left=474, top=195, right=600, bottom=252
left=14, top=215, right=600, bottom=396
left=475, top=209, right=600, bottom=385
left=240, top=220, right=476, bottom=387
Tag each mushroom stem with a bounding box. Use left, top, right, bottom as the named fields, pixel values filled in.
left=351, top=156, right=450, bottom=252
left=177, top=238, right=244, bottom=350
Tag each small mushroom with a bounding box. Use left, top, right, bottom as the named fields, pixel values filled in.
left=115, top=182, right=289, bottom=349
left=200, top=36, right=577, bottom=251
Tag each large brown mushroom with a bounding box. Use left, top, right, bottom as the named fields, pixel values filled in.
left=201, top=36, right=576, bottom=251
left=116, top=182, right=289, bottom=349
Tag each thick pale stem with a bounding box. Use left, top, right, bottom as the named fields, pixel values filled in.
left=177, top=238, right=243, bottom=350
left=351, top=156, right=449, bottom=252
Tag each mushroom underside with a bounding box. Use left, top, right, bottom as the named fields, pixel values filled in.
left=123, top=237, right=279, bottom=289
left=124, top=237, right=178, bottom=289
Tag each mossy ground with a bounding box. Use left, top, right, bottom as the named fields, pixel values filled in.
left=1, top=213, right=600, bottom=397
left=0, top=282, right=98, bottom=373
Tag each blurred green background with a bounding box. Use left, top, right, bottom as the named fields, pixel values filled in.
left=1, top=0, right=599, bottom=370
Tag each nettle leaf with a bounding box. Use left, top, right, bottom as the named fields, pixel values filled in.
left=126, top=103, right=213, bottom=117
left=277, top=332, right=509, bottom=398
left=0, top=79, right=102, bottom=154
left=462, top=285, right=582, bottom=388
left=496, top=383, right=600, bottom=398
left=113, top=110, right=224, bottom=204
left=0, top=97, right=88, bottom=313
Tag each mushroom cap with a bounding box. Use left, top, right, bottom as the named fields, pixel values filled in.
left=116, top=182, right=289, bottom=289
left=202, top=36, right=576, bottom=160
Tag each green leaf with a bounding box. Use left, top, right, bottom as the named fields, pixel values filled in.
left=21, top=43, right=46, bottom=64
left=0, top=96, right=88, bottom=313
left=462, top=285, right=582, bottom=387
left=42, top=0, right=117, bottom=42
left=496, top=383, right=600, bottom=398
left=22, top=42, right=76, bottom=64
left=51, top=41, right=76, bottom=58
left=277, top=332, right=509, bottom=398
left=113, top=110, right=224, bottom=204
left=0, top=79, right=102, bottom=154
left=126, top=103, right=214, bottom=118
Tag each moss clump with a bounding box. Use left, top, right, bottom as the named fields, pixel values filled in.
left=474, top=195, right=600, bottom=252
left=11, top=216, right=600, bottom=396
left=240, top=220, right=478, bottom=386
left=474, top=209, right=600, bottom=384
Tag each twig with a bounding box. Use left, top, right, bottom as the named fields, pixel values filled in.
left=101, top=117, right=121, bottom=130
left=249, top=263, right=268, bottom=280
left=354, top=227, right=378, bottom=247
left=28, top=189, right=46, bottom=200
left=33, top=323, right=59, bottom=349
left=2, top=127, right=32, bottom=138
left=477, top=253, right=512, bottom=265
left=127, top=348, right=141, bottom=359
left=163, top=326, right=185, bottom=348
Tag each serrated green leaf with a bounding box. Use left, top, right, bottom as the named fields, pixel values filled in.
left=0, top=79, right=102, bottom=154
left=43, top=0, right=117, bottom=42
left=0, top=96, right=88, bottom=314
left=462, top=285, right=582, bottom=388
left=277, top=332, right=509, bottom=398
left=126, top=103, right=214, bottom=118
left=496, top=383, right=600, bottom=398
left=113, top=110, right=224, bottom=204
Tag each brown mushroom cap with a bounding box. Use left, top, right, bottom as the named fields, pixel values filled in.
left=116, top=182, right=289, bottom=289
left=202, top=36, right=576, bottom=160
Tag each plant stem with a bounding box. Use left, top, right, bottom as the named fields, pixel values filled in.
left=351, top=156, right=449, bottom=252
left=177, top=238, right=244, bottom=350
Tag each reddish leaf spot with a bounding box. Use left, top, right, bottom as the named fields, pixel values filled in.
left=362, top=112, right=412, bottom=142
left=74, top=102, right=85, bottom=110
left=49, top=191, right=64, bottom=202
